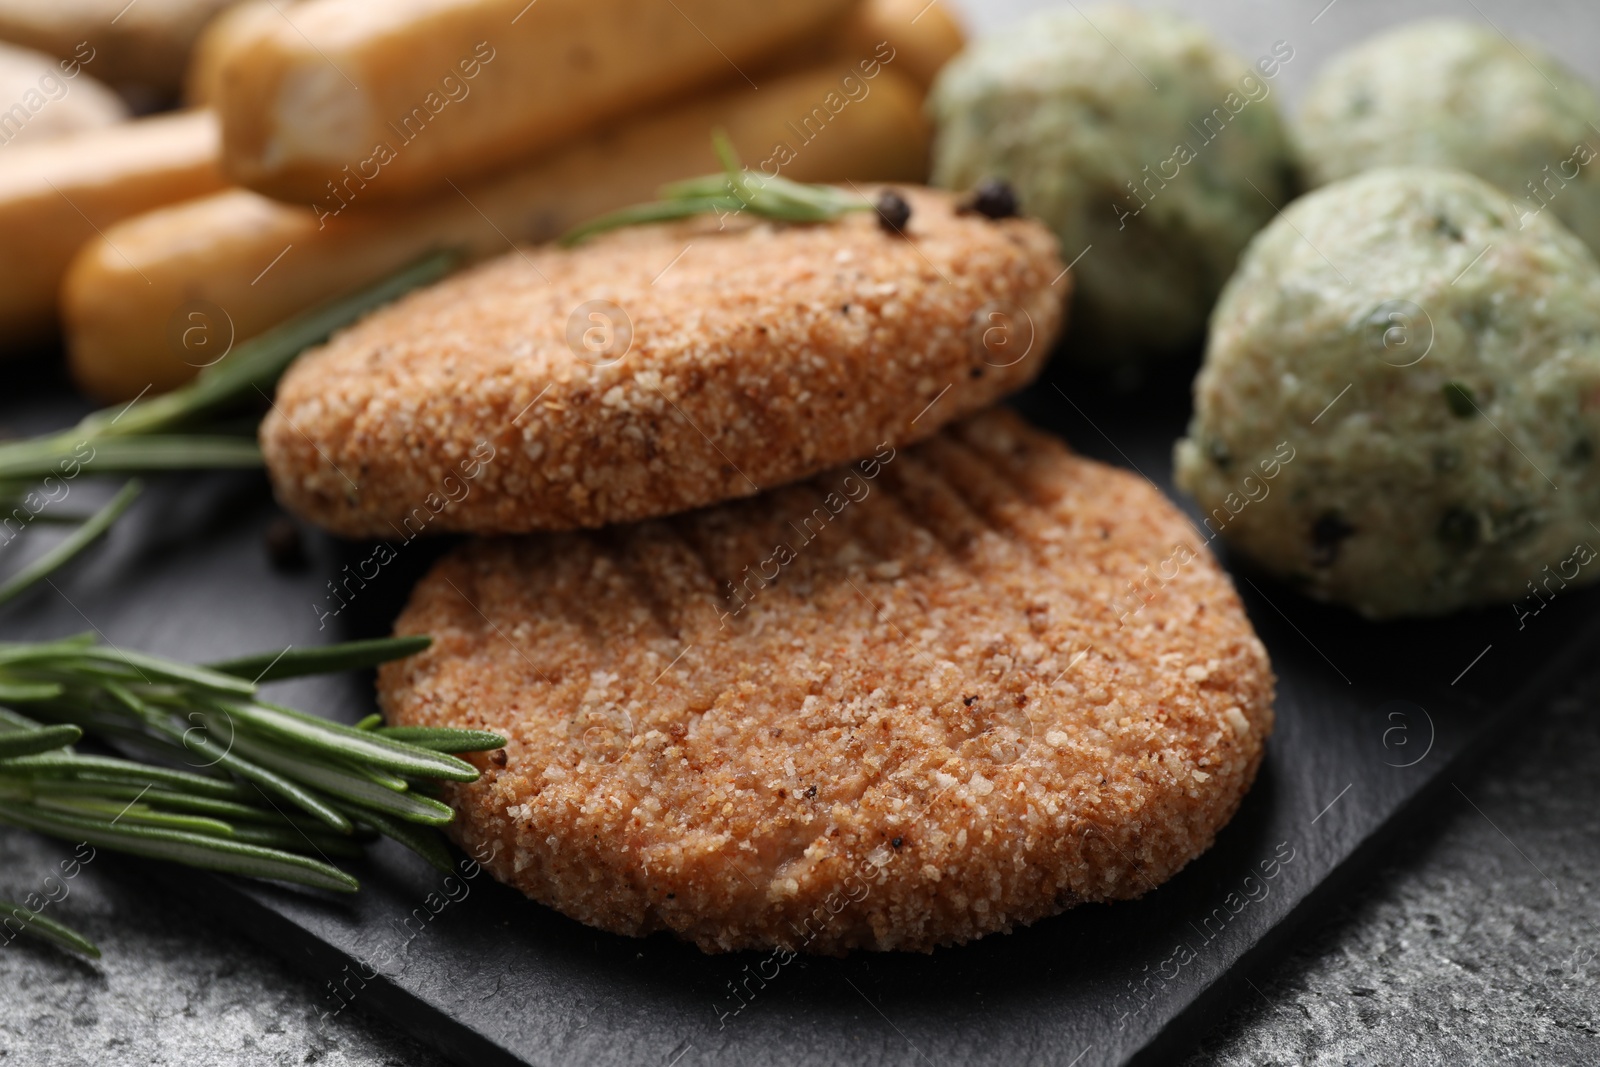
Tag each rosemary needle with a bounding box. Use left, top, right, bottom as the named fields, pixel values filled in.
left=0, top=634, right=505, bottom=957
left=0, top=252, right=459, bottom=609
left=1, top=897, right=101, bottom=958
left=0, top=481, right=140, bottom=607
left=560, top=130, right=873, bottom=245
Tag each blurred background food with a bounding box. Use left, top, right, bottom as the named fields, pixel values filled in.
left=207, top=0, right=860, bottom=203
left=183, top=0, right=281, bottom=108
left=0, top=0, right=237, bottom=96
left=929, top=5, right=1295, bottom=384
left=1175, top=167, right=1600, bottom=617
left=1297, top=19, right=1600, bottom=255
left=0, top=110, right=222, bottom=346
left=66, top=66, right=930, bottom=400
left=0, top=0, right=968, bottom=396
left=0, top=38, right=125, bottom=145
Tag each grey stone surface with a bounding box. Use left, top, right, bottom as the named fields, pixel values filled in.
left=0, top=834, right=450, bottom=1067
left=1183, top=681, right=1600, bottom=1067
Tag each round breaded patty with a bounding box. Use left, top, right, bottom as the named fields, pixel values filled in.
left=263, top=187, right=1065, bottom=538
left=379, top=409, right=1274, bottom=954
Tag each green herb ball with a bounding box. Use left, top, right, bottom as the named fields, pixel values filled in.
left=928, top=6, right=1297, bottom=379
left=1175, top=167, right=1600, bottom=618
left=1298, top=19, right=1600, bottom=255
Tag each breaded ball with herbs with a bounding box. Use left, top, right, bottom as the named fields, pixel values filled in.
left=1298, top=19, right=1600, bottom=254
left=380, top=409, right=1275, bottom=954
left=929, top=6, right=1296, bottom=379
left=1176, top=167, right=1600, bottom=618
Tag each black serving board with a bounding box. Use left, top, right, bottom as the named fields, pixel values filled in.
left=3, top=348, right=1597, bottom=1067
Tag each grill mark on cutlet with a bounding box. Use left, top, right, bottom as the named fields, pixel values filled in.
left=825, top=450, right=1064, bottom=770
left=916, top=434, right=1058, bottom=572
left=875, top=446, right=1037, bottom=579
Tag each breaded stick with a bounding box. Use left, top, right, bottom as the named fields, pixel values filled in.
left=185, top=0, right=284, bottom=108
left=0, top=0, right=238, bottom=94
left=835, top=0, right=965, bottom=89
left=212, top=0, right=858, bottom=205
left=65, top=67, right=930, bottom=400
left=0, top=110, right=223, bottom=347
left=0, top=40, right=126, bottom=147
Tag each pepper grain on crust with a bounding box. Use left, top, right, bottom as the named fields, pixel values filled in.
left=261, top=186, right=1065, bottom=537
left=378, top=409, right=1275, bottom=954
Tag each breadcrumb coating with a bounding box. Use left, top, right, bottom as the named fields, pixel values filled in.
left=379, top=410, right=1275, bottom=953
left=263, top=187, right=1065, bottom=537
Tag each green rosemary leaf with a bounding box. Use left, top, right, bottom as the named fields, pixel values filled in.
left=221, top=731, right=455, bottom=825
left=226, top=823, right=370, bottom=858
left=0, top=437, right=261, bottom=482
left=656, top=173, right=736, bottom=200
left=354, top=809, right=457, bottom=874
left=0, top=724, right=81, bottom=759
left=20, top=780, right=299, bottom=826
left=0, top=803, right=359, bottom=892
left=0, top=898, right=100, bottom=958
left=560, top=195, right=743, bottom=246
left=155, top=724, right=354, bottom=833
left=0, top=629, right=482, bottom=931
left=208, top=635, right=433, bottom=683
left=353, top=714, right=383, bottom=731
left=561, top=129, right=874, bottom=246
left=0, top=753, right=245, bottom=798
left=78, top=252, right=459, bottom=441
left=0, top=481, right=141, bottom=608
left=66, top=648, right=257, bottom=697
left=224, top=701, right=479, bottom=781
left=30, top=795, right=235, bottom=837
left=374, top=726, right=507, bottom=753
left=0, top=707, right=44, bottom=731
left=0, top=633, right=97, bottom=667
left=0, top=680, right=66, bottom=702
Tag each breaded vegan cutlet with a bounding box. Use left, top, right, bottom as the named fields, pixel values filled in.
left=379, top=409, right=1275, bottom=954
left=262, top=186, right=1066, bottom=537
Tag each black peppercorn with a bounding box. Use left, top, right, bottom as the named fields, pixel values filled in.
left=965, top=178, right=1018, bottom=220
left=264, top=516, right=308, bottom=572
left=876, top=189, right=911, bottom=233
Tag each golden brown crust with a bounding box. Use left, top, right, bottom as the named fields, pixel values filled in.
left=378, top=409, right=1275, bottom=954
left=263, top=186, right=1066, bottom=536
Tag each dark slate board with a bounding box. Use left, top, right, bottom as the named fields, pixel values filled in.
left=4, top=350, right=1594, bottom=1067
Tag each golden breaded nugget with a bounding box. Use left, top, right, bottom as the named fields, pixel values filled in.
left=379, top=409, right=1276, bottom=953
left=213, top=0, right=857, bottom=204
left=262, top=187, right=1066, bottom=536
left=0, top=0, right=237, bottom=93
left=0, top=40, right=126, bottom=147
left=0, top=110, right=223, bottom=346
left=66, top=66, right=931, bottom=400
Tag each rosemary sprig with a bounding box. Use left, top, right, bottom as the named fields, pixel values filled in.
left=560, top=130, right=874, bottom=246
left=1, top=895, right=101, bottom=958
left=0, top=481, right=140, bottom=607
left=0, top=252, right=456, bottom=616
left=3, top=251, right=457, bottom=475
left=0, top=635, right=503, bottom=958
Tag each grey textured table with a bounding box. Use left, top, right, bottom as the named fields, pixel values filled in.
left=4, top=0, right=1600, bottom=1064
